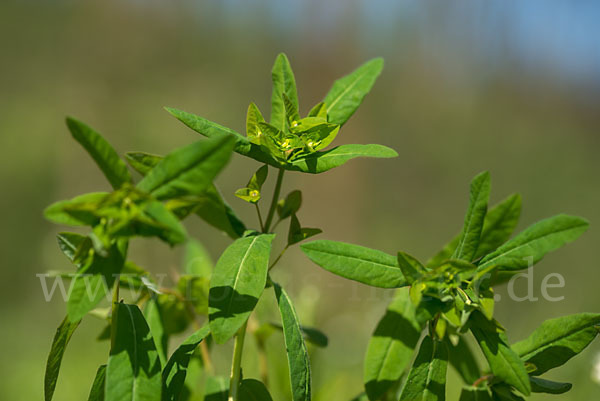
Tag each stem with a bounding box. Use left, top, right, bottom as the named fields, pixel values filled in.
left=110, top=276, right=120, bottom=351
left=228, top=321, right=248, bottom=401
left=268, top=245, right=289, bottom=272
left=255, top=203, right=265, bottom=232
left=263, top=168, right=285, bottom=232
left=472, top=375, right=493, bottom=387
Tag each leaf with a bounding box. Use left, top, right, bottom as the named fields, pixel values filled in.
left=144, top=297, right=168, bottom=367
left=57, top=232, right=87, bottom=262
left=288, top=214, right=322, bottom=245
left=67, top=240, right=127, bottom=322
left=87, top=365, right=107, bottom=401
left=270, top=323, right=329, bottom=348
left=162, top=325, right=210, bottom=401
left=477, top=214, right=589, bottom=271
left=137, top=135, right=235, bottom=200
left=239, top=379, right=274, bottom=401
left=274, top=283, right=312, bottom=401
left=399, top=336, right=448, bottom=401
left=453, top=172, right=491, bottom=261
left=307, top=102, right=327, bottom=119
left=105, top=303, right=162, bottom=401
left=204, top=376, right=229, bottom=401
left=458, top=387, right=493, bottom=401
left=300, top=240, right=407, bottom=288
left=209, top=234, right=275, bottom=344
left=66, top=117, right=132, bottom=189
left=445, top=336, right=481, bottom=385
left=364, top=288, right=421, bottom=401
left=140, top=200, right=188, bottom=245
left=44, top=317, right=80, bottom=401
left=125, top=152, right=163, bottom=175
left=397, top=251, right=426, bottom=285
left=246, top=102, right=266, bottom=143
left=529, top=377, right=572, bottom=394
left=288, top=144, right=397, bottom=174
left=324, top=58, right=384, bottom=126
left=469, top=312, right=531, bottom=396
left=270, top=53, right=299, bottom=132
left=235, top=165, right=269, bottom=203
left=511, top=313, right=600, bottom=375
left=44, top=192, right=109, bottom=226
left=277, top=190, right=302, bottom=219
left=427, top=194, right=521, bottom=268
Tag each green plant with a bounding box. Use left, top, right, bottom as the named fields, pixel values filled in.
left=42, top=53, right=596, bottom=401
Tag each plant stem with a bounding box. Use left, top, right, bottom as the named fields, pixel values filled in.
left=255, top=203, right=265, bottom=232
left=110, top=276, right=120, bottom=351
left=228, top=321, right=248, bottom=401
left=268, top=245, right=289, bottom=271
left=263, top=168, right=285, bottom=232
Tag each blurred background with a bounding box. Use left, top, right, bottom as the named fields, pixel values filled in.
left=1, top=0, right=599, bottom=399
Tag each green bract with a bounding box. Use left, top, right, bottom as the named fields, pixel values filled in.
left=43, top=53, right=594, bottom=401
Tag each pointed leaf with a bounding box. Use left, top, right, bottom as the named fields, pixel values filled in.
left=397, top=251, right=427, bottom=285
left=162, top=325, right=210, bottom=401
left=44, top=192, right=109, bottom=226
left=144, top=297, right=168, bottom=367
left=301, top=240, right=407, bottom=288
left=511, top=313, right=600, bottom=375
left=246, top=102, right=266, bottom=143
left=288, top=144, right=397, bottom=174
left=399, top=336, right=448, bottom=401
left=106, top=303, right=162, bottom=401
left=453, top=172, right=491, bottom=261
left=477, top=215, right=589, bottom=271
left=87, top=365, right=107, bottom=401
left=274, top=283, right=312, bottom=401
left=137, top=135, right=235, bottom=200
left=57, top=232, right=87, bottom=262
left=277, top=190, right=302, bottom=219
left=125, top=152, right=163, bottom=176
left=44, top=317, right=80, bottom=401
left=364, top=288, right=421, bottom=401
left=470, top=312, right=531, bottom=395
left=209, top=234, right=275, bottom=344
left=288, top=214, right=321, bottom=245
left=529, top=377, right=572, bottom=394
left=66, top=117, right=132, bottom=189
left=324, top=58, right=383, bottom=126
left=239, top=379, right=274, bottom=401
left=270, top=53, right=299, bottom=131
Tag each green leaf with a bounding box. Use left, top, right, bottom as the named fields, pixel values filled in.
left=239, top=379, right=274, bottom=401
left=364, top=288, right=421, bottom=401
left=288, top=144, right=398, bottom=174
left=106, top=303, right=162, bottom=401
left=307, top=102, right=327, bottom=119
left=204, top=376, right=229, bottom=401
left=453, top=172, right=491, bottom=261
left=162, top=325, right=210, bottom=401
left=288, top=214, right=322, bottom=245
left=125, top=152, right=163, bottom=175
left=399, top=336, right=448, bottom=401
left=165, top=107, right=278, bottom=167
left=274, top=283, right=312, bottom=401
left=397, top=251, right=427, bottom=285
left=300, top=240, right=407, bottom=288
left=270, top=323, right=329, bottom=348
left=235, top=165, right=269, bottom=203
left=246, top=102, right=266, bottom=143
left=137, top=135, right=235, bottom=200
left=144, top=297, right=168, bottom=367
left=44, top=192, right=109, bottom=226
left=458, top=387, right=493, bottom=401
left=277, top=190, right=302, bottom=219
left=270, top=53, right=299, bottom=132
left=66, top=117, right=132, bottom=189
left=477, top=214, right=589, bottom=271
left=445, top=336, right=481, bottom=385
left=87, top=365, right=107, bottom=401
left=139, top=200, right=188, bottom=245
left=469, top=312, right=531, bottom=396
left=511, top=313, right=600, bottom=375
left=529, top=377, right=572, bottom=394
left=491, top=384, right=526, bottom=401
left=427, top=194, right=521, bottom=268
left=67, top=240, right=127, bottom=322
left=57, top=232, right=87, bottom=262
left=209, top=234, right=275, bottom=344
left=44, top=316, right=80, bottom=401
left=324, top=58, right=384, bottom=126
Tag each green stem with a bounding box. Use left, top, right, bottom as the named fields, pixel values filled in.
left=110, top=276, right=120, bottom=351
left=228, top=321, right=248, bottom=401
left=255, top=203, right=265, bottom=232
left=263, top=168, right=285, bottom=232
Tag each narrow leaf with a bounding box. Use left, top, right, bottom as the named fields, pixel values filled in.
left=209, top=234, right=275, bottom=344
left=125, top=152, right=163, bottom=176
left=288, top=144, right=397, bottom=174
left=144, top=297, right=168, bottom=367
left=529, top=377, right=572, bottom=394
left=66, top=117, right=132, bottom=189
left=397, top=251, right=426, bottom=284
left=274, top=283, right=312, bottom=401
left=477, top=214, right=589, bottom=271
left=364, top=288, right=421, bottom=401
left=324, top=58, right=384, bottom=126
left=57, top=232, right=87, bottom=262
left=105, top=303, right=162, bottom=401
left=453, top=172, right=491, bottom=261
left=301, top=240, right=407, bottom=288
left=162, top=325, right=210, bottom=401
left=44, top=192, right=109, bottom=226
left=511, top=313, right=600, bottom=375
left=399, top=336, right=448, bottom=401
left=271, top=53, right=299, bottom=131
left=239, top=379, right=274, bottom=401
left=87, top=365, right=107, bottom=401
left=44, top=317, right=80, bottom=401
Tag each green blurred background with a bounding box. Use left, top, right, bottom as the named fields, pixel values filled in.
left=1, top=0, right=599, bottom=399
